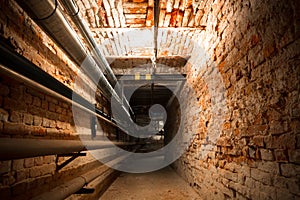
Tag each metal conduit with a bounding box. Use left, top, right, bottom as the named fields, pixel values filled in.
left=0, top=45, right=140, bottom=162
left=32, top=164, right=114, bottom=200
left=0, top=138, right=135, bottom=161
left=58, top=0, right=114, bottom=84
left=152, top=0, right=160, bottom=74
left=0, top=43, right=115, bottom=126
left=0, top=41, right=134, bottom=140
left=31, top=147, right=140, bottom=200
left=58, top=0, right=133, bottom=116
left=16, top=0, right=133, bottom=120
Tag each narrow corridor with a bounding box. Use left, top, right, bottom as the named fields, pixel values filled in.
left=0, top=0, right=299, bottom=199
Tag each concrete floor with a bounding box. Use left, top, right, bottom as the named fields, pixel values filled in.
left=100, top=167, right=201, bottom=200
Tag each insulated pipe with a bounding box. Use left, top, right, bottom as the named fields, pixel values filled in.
left=31, top=147, right=140, bottom=200
left=0, top=62, right=116, bottom=128
left=58, top=0, right=115, bottom=84
left=16, top=0, right=132, bottom=119
left=32, top=164, right=114, bottom=200
left=0, top=138, right=135, bottom=161
left=58, top=0, right=133, bottom=115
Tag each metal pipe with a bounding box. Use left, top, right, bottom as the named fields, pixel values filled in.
left=16, top=0, right=132, bottom=119
left=0, top=138, right=135, bottom=161
left=152, top=0, right=160, bottom=74
left=31, top=164, right=113, bottom=200
left=58, top=0, right=114, bottom=84
left=58, top=0, right=133, bottom=116
left=31, top=146, right=140, bottom=200
left=0, top=44, right=116, bottom=127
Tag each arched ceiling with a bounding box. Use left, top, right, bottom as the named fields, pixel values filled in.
left=76, top=0, right=206, bottom=28
left=73, top=0, right=209, bottom=73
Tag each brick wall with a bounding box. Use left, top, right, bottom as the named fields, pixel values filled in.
left=0, top=0, right=118, bottom=199
left=172, top=0, right=300, bottom=199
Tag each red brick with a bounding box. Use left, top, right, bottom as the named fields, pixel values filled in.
left=0, top=161, right=11, bottom=174
left=61, top=102, right=69, bottom=108
left=31, top=126, right=47, bottom=136
left=291, top=119, right=300, bottom=134
left=3, top=122, right=26, bottom=135
left=270, top=120, right=288, bottom=135
left=23, top=113, right=33, bottom=125
left=3, top=98, right=27, bottom=112
left=0, top=108, right=9, bottom=121
left=45, top=96, right=58, bottom=104
left=260, top=149, right=274, bottom=161
left=9, top=86, right=24, bottom=100
left=12, top=159, right=24, bottom=171
left=266, top=109, right=281, bottom=121
left=250, top=168, right=272, bottom=185
left=41, top=100, right=48, bottom=109
left=34, top=157, right=43, bottom=166
left=252, top=136, right=264, bottom=147
left=15, top=169, right=28, bottom=182
left=1, top=172, right=15, bottom=185
left=27, top=88, right=44, bottom=99
left=291, top=108, right=300, bottom=118
left=280, top=164, right=300, bottom=177
left=297, top=134, right=300, bottom=148
left=29, top=167, right=41, bottom=178
left=46, top=111, right=58, bottom=121
left=274, top=149, right=288, bottom=162
left=0, top=83, right=9, bottom=96
left=46, top=128, right=60, bottom=135
left=264, top=134, right=296, bottom=149
left=257, top=161, right=279, bottom=175
left=56, top=121, right=64, bottom=129
left=58, top=114, right=70, bottom=122
left=24, top=158, right=34, bottom=168
left=55, top=105, right=62, bottom=114
left=247, top=125, right=267, bottom=136
left=288, top=149, right=300, bottom=164
left=49, top=120, right=56, bottom=128
left=43, top=156, right=55, bottom=164
left=32, top=97, right=41, bottom=107
left=9, top=111, right=23, bottom=123
left=24, top=93, right=32, bottom=105
left=49, top=102, right=56, bottom=112
left=40, top=163, right=55, bottom=176
left=33, top=116, right=42, bottom=126
left=61, top=108, right=67, bottom=115
left=216, top=136, right=232, bottom=147
left=28, top=105, right=46, bottom=116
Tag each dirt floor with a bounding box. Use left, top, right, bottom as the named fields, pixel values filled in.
left=99, top=167, right=202, bottom=200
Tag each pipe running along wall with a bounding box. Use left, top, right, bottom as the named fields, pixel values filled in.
left=15, top=0, right=134, bottom=128
left=0, top=138, right=135, bottom=161
left=31, top=145, right=141, bottom=200
left=0, top=44, right=137, bottom=161
left=58, top=0, right=133, bottom=115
